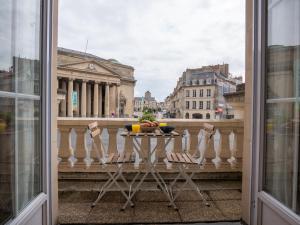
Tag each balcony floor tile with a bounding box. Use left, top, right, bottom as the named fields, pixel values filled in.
left=58, top=203, right=92, bottom=224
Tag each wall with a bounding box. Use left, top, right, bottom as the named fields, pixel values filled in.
left=51, top=0, right=59, bottom=224
left=241, top=0, right=253, bottom=224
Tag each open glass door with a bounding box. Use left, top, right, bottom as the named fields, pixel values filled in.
left=254, top=0, right=300, bottom=224
left=0, top=0, right=53, bottom=224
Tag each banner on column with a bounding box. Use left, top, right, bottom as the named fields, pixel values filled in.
left=72, top=91, right=78, bottom=110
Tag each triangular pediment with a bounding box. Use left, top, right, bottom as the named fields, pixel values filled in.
left=58, top=60, right=120, bottom=77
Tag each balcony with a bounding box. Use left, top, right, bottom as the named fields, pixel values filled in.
left=57, top=118, right=243, bottom=224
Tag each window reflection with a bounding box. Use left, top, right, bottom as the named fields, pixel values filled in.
left=0, top=0, right=14, bottom=92
left=16, top=99, right=41, bottom=211
left=0, top=98, right=14, bottom=223
left=0, top=0, right=42, bottom=222
left=264, top=0, right=300, bottom=214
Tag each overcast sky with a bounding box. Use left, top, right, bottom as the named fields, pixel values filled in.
left=58, top=0, right=245, bottom=101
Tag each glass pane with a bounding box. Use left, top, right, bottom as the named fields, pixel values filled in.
left=16, top=99, right=41, bottom=212
left=266, top=0, right=300, bottom=99
left=0, top=0, right=14, bottom=92
left=264, top=0, right=300, bottom=213
left=0, top=98, right=14, bottom=224
left=14, top=0, right=41, bottom=95
left=264, top=102, right=296, bottom=208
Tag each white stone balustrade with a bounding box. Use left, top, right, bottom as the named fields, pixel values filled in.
left=57, top=118, right=244, bottom=172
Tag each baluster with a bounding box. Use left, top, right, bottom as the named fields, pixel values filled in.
left=198, top=129, right=207, bottom=165
left=90, top=129, right=103, bottom=164
left=141, top=136, right=150, bottom=161
left=174, top=127, right=185, bottom=153
left=57, top=128, right=62, bottom=164
left=228, top=131, right=237, bottom=167
left=74, top=127, right=88, bottom=166
left=188, top=128, right=199, bottom=156
left=235, top=128, right=244, bottom=159
left=156, top=138, right=165, bottom=160
left=83, top=130, right=93, bottom=168
left=107, top=127, right=118, bottom=154
left=58, top=127, right=73, bottom=166
left=212, top=129, right=222, bottom=169
left=219, top=128, right=232, bottom=159
left=124, top=135, right=133, bottom=155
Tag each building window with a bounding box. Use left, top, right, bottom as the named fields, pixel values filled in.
left=206, top=101, right=211, bottom=109
left=199, top=89, right=203, bottom=97
left=192, top=113, right=203, bottom=119
left=206, top=113, right=210, bottom=119
left=199, top=101, right=203, bottom=109
left=192, top=90, right=196, bottom=97
left=207, top=89, right=211, bottom=97
left=185, top=113, right=189, bottom=119
left=192, top=101, right=196, bottom=109
left=185, top=101, right=190, bottom=109
left=186, top=90, right=190, bottom=97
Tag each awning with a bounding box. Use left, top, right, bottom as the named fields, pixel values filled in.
left=215, top=108, right=223, bottom=113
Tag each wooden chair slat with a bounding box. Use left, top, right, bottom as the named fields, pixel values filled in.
left=118, top=153, right=125, bottom=163
left=182, top=153, right=192, bottom=163
left=124, top=152, right=131, bottom=162
left=166, top=153, right=173, bottom=162
left=171, top=153, right=179, bottom=162
left=88, top=122, right=98, bottom=130
left=91, top=128, right=101, bottom=138
left=186, top=153, right=197, bottom=163
left=112, top=154, right=119, bottom=163
left=106, top=153, right=115, bottom=163
left=176, top=153, right=186, bottom=163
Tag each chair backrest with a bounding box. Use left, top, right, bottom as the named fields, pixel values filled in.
left=87, top=122, right=101, bottom=139
left=203, top=123, right=215, bottom=139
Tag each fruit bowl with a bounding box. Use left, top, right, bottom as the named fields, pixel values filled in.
left=140, top=126, right=157, bottom=133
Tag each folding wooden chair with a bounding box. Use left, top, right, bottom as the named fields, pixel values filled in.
left=87, top=122, right=135, bottom=209
left=166, top=123, right=216, bottom=209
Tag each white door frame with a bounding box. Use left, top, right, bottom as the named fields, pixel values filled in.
left=7, top=0, right=54, bottom=224
left=251, top=0, right=300, bottom=224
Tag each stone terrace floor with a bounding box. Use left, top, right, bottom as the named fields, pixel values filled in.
left=58, top=179, right=242, bottom=225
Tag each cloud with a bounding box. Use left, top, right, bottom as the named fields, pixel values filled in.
left=58, top=0, right=245, bottom=101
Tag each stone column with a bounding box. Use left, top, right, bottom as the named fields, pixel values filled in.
left=87, top=83, right=91, bottom=117
left=56, top=78, right=60, bottom=116
left=81, top=80, right=87, bottom=117
left=116, top=85, right=120, bottom=117
left=98, top=84, right=103, bottom=117
left=93, top=82, right=99, bottom=117
left=74, top=81, right=80, bottom=117
left=110, top=84, right=116, bottom=116
left=105, top=83, right=110, bottom=117
left=67, top=78, right=74, bottom=117
left=61, top=79, right=67, bottom=117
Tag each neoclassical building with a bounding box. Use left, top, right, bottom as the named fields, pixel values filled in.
left=57, top=47, right=136, bottom=117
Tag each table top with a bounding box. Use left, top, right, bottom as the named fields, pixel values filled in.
left=121, top=129, right=180, bottom=137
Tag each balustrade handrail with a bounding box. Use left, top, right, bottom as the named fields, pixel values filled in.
left=57, top=117, right=243, bottom=127
left=57, top=118, right=244, bottom=173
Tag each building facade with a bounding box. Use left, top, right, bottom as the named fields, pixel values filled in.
left=134, top=91, right=158, bottom=112
left=166, top=64, right=242, bottom=119
left=57, top=48, right=136, bottom=118
left=224, top=83, right=245, bottom=119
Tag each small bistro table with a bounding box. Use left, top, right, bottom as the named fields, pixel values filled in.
left=120, top=129, right=181, bottom=210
